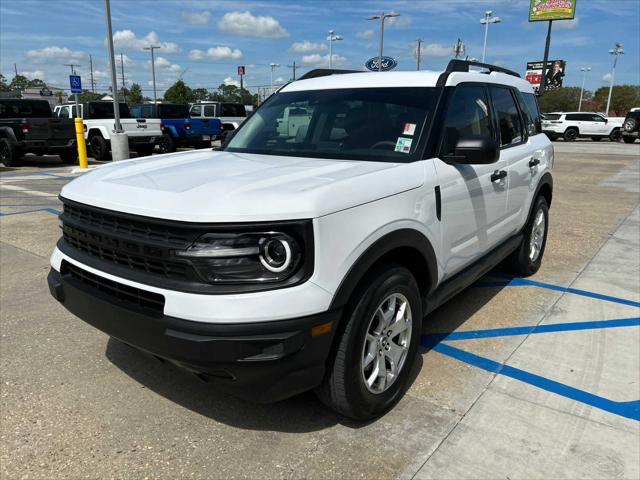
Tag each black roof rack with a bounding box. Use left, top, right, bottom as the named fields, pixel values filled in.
left=445, top=59, right=521, bottom=78
left=297, top=68, right=362, bottom=81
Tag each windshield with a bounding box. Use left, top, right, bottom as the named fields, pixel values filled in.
left=159, top=104, right=189, bottom=118
left=225, top=88, right=439, bottom=162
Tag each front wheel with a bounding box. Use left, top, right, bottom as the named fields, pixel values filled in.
left=609, top=129, right=621, bottom=142
left=315, top=265, right=422, bottom=420
left=507, top=196, right=549, bottom=276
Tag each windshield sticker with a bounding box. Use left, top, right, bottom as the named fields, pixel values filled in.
left=403, top=123, right=417, bottom=136
left=395, top=137, right=413, bottom=153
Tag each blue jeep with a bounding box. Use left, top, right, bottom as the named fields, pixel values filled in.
left=130, top=104, right=222, bottom=153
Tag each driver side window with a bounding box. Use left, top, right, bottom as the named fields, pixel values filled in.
left=441, top=85, right=492, bottom=156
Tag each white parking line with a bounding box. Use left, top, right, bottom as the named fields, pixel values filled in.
left=0, top=184, right=62, bottom=197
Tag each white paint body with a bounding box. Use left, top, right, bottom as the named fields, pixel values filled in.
left=51, top=69, right=553, bottom=324
left=542, top=111, right=623, bottom=138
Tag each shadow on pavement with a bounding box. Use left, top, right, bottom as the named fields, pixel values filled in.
left=105, top=270, right=508, bottom=432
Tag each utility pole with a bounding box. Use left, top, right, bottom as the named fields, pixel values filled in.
left=119, top=52, right=126, bottom=102
left=606, top=42, right=624, bottom=116
left=416, top=38, right=424, bottom=70
left=287, top=61, right=297, bottom=81
left=14, top=63, right=18, bottom=76
left=453, top=38, right=465, bottom=59
left=64, top=63, right=80, bottom=75
left=89, top=54, right=96, bottom=93
left=144, top=45, right=161, bottom=108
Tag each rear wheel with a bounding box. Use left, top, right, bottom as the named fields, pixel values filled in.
left=59, top=149, right=78, bottom=164
left=315, top=265, right=422, bottom=420
left=157, top=134, right=176, bottom=154
left=622, top=136, right=637, bottom=144
left=89, top=135, right=110, bottom=161
left=507, top=196, right=549, bottom=276
left=0, top=138, right=18, bottom=167
left=563, top=128, right=578, bottom=142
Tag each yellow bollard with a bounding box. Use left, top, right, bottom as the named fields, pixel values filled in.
left=74, top=117, right=88, bottom=169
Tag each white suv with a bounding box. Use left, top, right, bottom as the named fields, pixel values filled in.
left=542, top=111, right=622, bottom=142
left=48, top=61, right=553, bottom=420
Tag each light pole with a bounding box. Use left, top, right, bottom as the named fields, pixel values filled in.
left=328, top=30, right=343, bottom=69
left=415, top=38, right=424, bottom=70
left=366, top=11, right=399, bottom=71
left=606, top=42, right=624, bottom=116
left=480, top=10, right=501, bottom=63
left=144, top=45, right=161, bottom=109
left=269, top=63, right=280, bottom=92
left=578, top=67, right=591, bottom=112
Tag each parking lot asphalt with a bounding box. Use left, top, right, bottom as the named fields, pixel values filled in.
left=1, top=141, right=639, bottom=479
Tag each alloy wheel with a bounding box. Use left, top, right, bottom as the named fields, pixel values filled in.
left=529, top=208, right=546, bottom=262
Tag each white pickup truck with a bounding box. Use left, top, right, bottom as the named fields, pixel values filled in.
left=54, top=102, right=162, bottom=160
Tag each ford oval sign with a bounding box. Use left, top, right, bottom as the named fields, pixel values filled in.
left=365, top=56, right=398, bottom=72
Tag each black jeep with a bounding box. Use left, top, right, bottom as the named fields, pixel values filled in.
left=621, top=108, right=639, bottom=144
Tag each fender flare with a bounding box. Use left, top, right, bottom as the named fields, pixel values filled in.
left=329, top=228, right=438, bottom=310
left=525, top=172, right=553, bottom=226
left=0, top=126, right=18, bottom=144
left=87, top=126, right=110, bottom=141
left=164, top=124, right=179, bottom=138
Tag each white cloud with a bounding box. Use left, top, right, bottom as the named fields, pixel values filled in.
left=357, top=30, right=374, bottom=39
left=154, top=56, right=182, bottom=74
left=301, top=53, right=347, bottom=67
left=111, top=30, right=180, bottom=53
left=25, top=46, right=84, bottom=63
left=554, top=17, right=579, bottom=30
left=415, top=43, right=452, bottom=58
left=188, top=46, right=243, bottom=61
left=183, top=11, right=211, bottom=25
left=218, top=11, right=288, bottom=38
left=223, top=76, right=240, bottom=87
left=274, top=76, right=285, bottom=83
left=289, top=41, right=327, bottom=53
left=386, top=15, right=412, bottom=29
left=602, top=73, right=613, bottom=82
left=22, top=70, right=45, bottom=80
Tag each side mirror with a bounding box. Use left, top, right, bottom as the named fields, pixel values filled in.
left=448, top=135, right=499, bottom=164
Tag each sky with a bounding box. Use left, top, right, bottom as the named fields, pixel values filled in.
left=1, top=0, right=639, bottom=97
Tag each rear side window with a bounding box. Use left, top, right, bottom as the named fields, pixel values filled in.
left=190, top=105, right=202, bottom=116
left=220, top=103, right=246, bottom=117
left=565, top=113, right=592, bottom=121
left=518, top=92, right=542, bottom=136
left=203, top=105, right=216, bottom=117
left=441, top=85, right=492, bottom=156
left=0, top=100, right=52, bottom=118
left=490, top=86, right=523, bottom=147
left=159, top=104, right=189, bottom=118
left=543, top=114, right=561, bottom=120
left=86, top=102, right=131, bottom=119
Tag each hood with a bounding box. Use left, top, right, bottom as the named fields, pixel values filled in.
left=61, top=150, right=424, bottom=222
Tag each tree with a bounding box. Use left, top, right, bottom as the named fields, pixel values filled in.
left=78, top=90, right=104, bottom=102
left=163, top=80, right=194, bottom=104
left=210, top=83, right=259, bottom=106
left=128, top=83, right=143, bottom=104
left=593, top=85, right=640, bottom=116
left=8, top=74, right=30, bottom=92
left=0, top=74, right=10, bottom=92
left=192, top=87, right=210, bottom=102
left=28, top=78, right=46, bottom=88
left=538, top=87, right=583, bottom=113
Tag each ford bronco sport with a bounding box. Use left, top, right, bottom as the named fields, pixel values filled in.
left=48, top=60, right=553, bottom=420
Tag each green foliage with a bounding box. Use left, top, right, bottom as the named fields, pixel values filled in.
left=593, top=85, right=640, bottom=116
left=539, top=84, right=640, bottom=116
left=210, top=83, right=258, bottom=106
left=0, top=74, right=10, bottom=92
left=77, top=90, right=104, bottom=102
left=128, top=83, right=144, bottom=104
left=192, top=88, right=210, bottom=102
left=163, top=80, right=194, bottom=104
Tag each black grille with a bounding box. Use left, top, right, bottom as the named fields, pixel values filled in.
left=60, top=200, right=195, bottom=281
left=61, top=260, right=165, bottom=313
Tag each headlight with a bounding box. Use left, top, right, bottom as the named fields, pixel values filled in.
left=175, top=231, right=303, bottom=284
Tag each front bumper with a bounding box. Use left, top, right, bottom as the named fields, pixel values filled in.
left=48, top=265, right=341, bottom=403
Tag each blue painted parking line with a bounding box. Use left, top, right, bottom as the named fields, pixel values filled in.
left=423, top=317, right=640, bottom=344
left=475, top=277, right=640, bottom=308
left=430, top=342, right=640, bottom=421
left=0, top=208, right=60, bottom=217
left=0, top=203, right=62, bottom=207
left=0, top=196, right=58, bottom=198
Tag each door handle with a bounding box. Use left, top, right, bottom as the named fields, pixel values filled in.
left=491, top=170, right=507, bottom=182
left=529, top=158, right=540, bottom=168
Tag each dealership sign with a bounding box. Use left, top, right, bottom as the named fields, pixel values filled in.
left=365, top=56, right=397, bottom=72
left=529, top=0, right=577, bottom=22
left=526, top=60, right=566, bottom=92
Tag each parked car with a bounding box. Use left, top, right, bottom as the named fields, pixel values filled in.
left=0, top=99, right=77, bottom=166
left=54, top=102, right=162, bottom=160
left=542, top=111, right=622, bottom=141
left=48, top=60, right=553, bottom=420
left=129, top=103, right=222, bottom=153
left=621, top=107, right=640, bottom=143
left=189, top=101, right=247, bottom=137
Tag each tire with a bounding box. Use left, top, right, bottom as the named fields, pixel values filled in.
left=157, top=134, right=176, bottom=154
left=0, top=138, right=18, bottom=167
left=194, top=141, right=212, bottom=149
left=89, top=134, right=110, bottom=161
left=507, top=196, right=549, bottom=276
left=135, top=145, right=155, bottom=157
left=59, top=149, right=78, bottom=164
left=563, top=128, right=578, bottom=142
left=591, top=137, right=602, bottom=141
left=622, top=136, right=637, bottom=144
left=315, top=265, right=422, bottom=420
left=609, top=129, right=621, bottom=142
left=623, top=117, right=638, bottom=132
